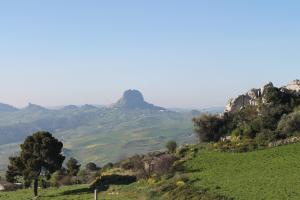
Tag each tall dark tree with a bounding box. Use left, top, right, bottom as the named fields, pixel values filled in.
left=66, top=157, right=81, bottom=176
left=6, top=131, right=65, bottom=197
left=6, top=156, right=24, bottom=183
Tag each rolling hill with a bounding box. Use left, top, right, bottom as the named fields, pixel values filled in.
left=0, top=90, right=199, bottom=170
left=2, top=142, right=300, bottom=199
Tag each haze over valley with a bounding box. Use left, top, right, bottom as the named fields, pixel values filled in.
left=0, top=89, right=207, bottom=170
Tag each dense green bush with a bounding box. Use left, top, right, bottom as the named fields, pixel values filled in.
left=193, top=113, right=225, bottom=142
left=277, top=111, right=300, bottom=136
left=166, top=140, right=177, bottom=153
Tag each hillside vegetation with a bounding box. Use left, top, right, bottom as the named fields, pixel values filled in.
left=0, top=90, right=197, bottom=170
left=2, top=142, right=300, bottom=200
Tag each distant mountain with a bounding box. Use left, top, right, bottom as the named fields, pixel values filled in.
left=62, top=105, right=78, bottom=110
left=113, top=89, right=165, bottom=110
left=0, top=90, right=195, bottom=170
left=80, top=104, right=98, bottom=110
left=0, top=103, right=18, bottom=112
left=169, top=107, right=224, bottom=114
left=23, top=103, right=48, bottom=111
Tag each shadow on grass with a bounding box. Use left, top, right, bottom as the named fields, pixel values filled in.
left=60, top=187, right=93, bottom=195
left=45, top=187, right=93, bottom=198
left=185, top=168, right=202, bottom=173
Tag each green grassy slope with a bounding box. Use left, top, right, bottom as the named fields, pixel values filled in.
left=185, top=142, right=300, bottom=200
left=0, top=183, right=150, bottom=200
left=3, top=143, right=300, bottom=200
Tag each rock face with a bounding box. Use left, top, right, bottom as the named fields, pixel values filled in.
left=113, top=89, right=165, bottom=110
left=225, top=80, right=300, bottom=113
left=224, top=88, right=262, bottom=113
left=284, top=80, right=300, bottom=92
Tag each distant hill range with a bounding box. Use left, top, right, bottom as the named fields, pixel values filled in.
left=0, top=89, right=220, bottom=170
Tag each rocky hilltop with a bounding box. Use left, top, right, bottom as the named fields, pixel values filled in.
left=113, top=89, right=165, bottom=110
left=225, top=80, right=300, bottom=113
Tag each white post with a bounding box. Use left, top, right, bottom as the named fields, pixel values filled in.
left=94, top=189, right=98, bottom=200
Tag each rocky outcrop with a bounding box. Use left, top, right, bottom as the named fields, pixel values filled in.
left=224, top=88, right=262, bottom=113
left=225, top=80, right=300, bottom=113
left=284, top=79, right=300, bottom=93
left=268, top=136, right=300, bottom=148
left=113, top=89, right=165, bottom=110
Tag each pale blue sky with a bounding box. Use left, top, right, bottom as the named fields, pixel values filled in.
left=0, top=1, right=299, bottom=108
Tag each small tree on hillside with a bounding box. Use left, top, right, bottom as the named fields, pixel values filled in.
left=66, top=157, right=81, bottom=176
left=166, top=140, right=177, bottom=153
left=6, top=131, right=65, bottom=197
left=85, top=162, right=99, bottom=171
left=193, top=113, right=225, bottom=142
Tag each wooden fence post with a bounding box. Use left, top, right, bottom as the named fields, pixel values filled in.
left=94, top=189, right=98, bottom=200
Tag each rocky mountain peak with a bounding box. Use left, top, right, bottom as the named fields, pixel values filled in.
left=113, top=89, right=165, bottom=110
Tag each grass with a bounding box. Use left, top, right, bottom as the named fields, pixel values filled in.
left=0, top=183, right=148, bottom=200
left=3, top=142, right=300, bottom=199
left=185, top=142, right=300, bottom=200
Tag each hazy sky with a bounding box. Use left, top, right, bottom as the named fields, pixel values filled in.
left=0, top=1, right=300, bottom=108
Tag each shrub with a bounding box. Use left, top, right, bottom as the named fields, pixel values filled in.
left=213, top=139, right=258, bottom=153
left=120, top=159, right=135, bottom=170
left=89, top=174, right=136, bottom=190
left=85, top=162, right=99, bottom=171
left=177, top=146, right=190, bottom=158
left=166, top=140, right=177, bottom=153
left=277, top=111, right=300, bottom=136
left=193, top=113, right=225, bottom=142
left=101, top=163, right=114, bottom=172
left=255, top=130, right=283, bottom=146
left=129, top=153, right=177, bottom=179
left=66, top=157, right=81, bottom=176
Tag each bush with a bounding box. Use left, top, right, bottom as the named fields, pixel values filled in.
left=101, top=163, right=114, bottom=172
left=89, top=174, right=137, bottom=190
left=213, top=139, right=258, bottom=153
left=120, top=159, right=135, bottom=170
left=66, top=157, right=81, bottom=176
left=193, top=113, right=225, bottom=142
left=128, top=153, right=177, bottom=179
left=177, top=146, right=190, bottom=158
left=85, top=162, right=99, bottom=171
left=166, top=140, right=177, bottom=153
left=255, top=130, right=283, bottom=146
left=277, top=111, right=300, bottom=136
